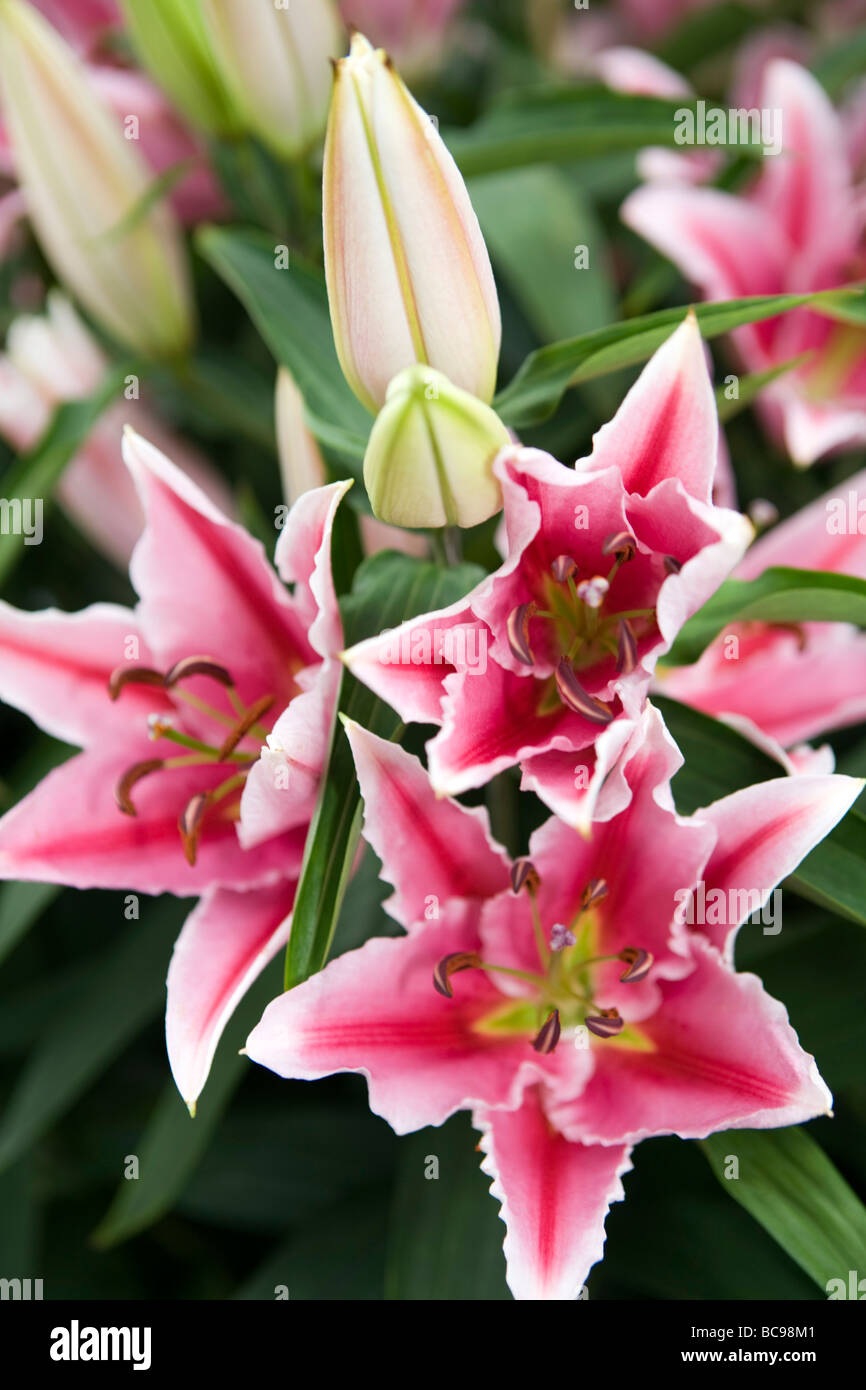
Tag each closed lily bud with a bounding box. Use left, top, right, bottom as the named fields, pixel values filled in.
left=200, top=0, right=343, bottom=159
left=275, top=366, right=328, bottom=506
left=324, top=32, right=501, bottom=413
left=363, top=366, right=509, bottom=529
left=119, top=0, right=238, bottom=135
left=0, top=0, right=194, bottom=359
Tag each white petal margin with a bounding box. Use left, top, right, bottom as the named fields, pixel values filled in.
left=474, top=1089, right=633, bottom=1301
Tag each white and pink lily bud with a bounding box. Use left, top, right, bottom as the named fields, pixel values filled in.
left=363, top=365, right=510, bottom=529
left=119, top=0, right=238, bottom=136
left=0, top=293, right=232, bottom=566
left=199, top=0, right=343, bottom=159
left=275, top=366, right=328, bottom=507
left=339, top=0, right=464, bottom=76
left=0, top=0, right=194, bottom=359
left=275, top=364, right=427, bottom=557
left=324, top=32, right=501, bottom=413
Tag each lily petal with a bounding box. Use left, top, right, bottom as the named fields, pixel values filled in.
left=694, top=772, right=864, bottom=956
left=124, top=429, right=314, bottom=712
left=344, top=720, right=511, bottom=927
left=0, top=742, right=305, bottom=894
left=476, top=1088, right=632, bottom=1300
left=552, top=936, right=832, bottom=1145
left=245, top=911, right=581, bottom=1134
left=586, top=314, right=720, bottom=505
left=274, top=479, right=353, bottom=660
left=166, top=881, right=296, bottom=1111
left=0, top=599, right=170, bottom=747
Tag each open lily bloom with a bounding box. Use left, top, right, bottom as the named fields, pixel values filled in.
left=0, top=430, right=349, bottom=1110
left=659, top=468, right=866, bottom=748
left=345, top=316, right=751, bottom=817
left=246, top=710, right=860, bottom=1300
left=623, top=60, right=866, bottom=466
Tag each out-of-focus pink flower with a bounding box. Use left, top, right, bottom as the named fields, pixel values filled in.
left=344, top=316, right=751, bottom=821
left=0, top=430, right=351, bottom=1110
left=87, top=66, right=225, bottom=224
left=31, top=0, right=119, bottom=54
left=623, top=61, right=866, bottom=466
left=245, top=708, right=858, bottom=1299
left=659, top=468, right=866, bottom=748
left=339, top=0, right=463, bottom=74
left=0, top=294, right=232, bottom=566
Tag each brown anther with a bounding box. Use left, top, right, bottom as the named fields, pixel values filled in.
left=551, top=555, right=577, bottom=583
left=163, top=656, right=233, bottom=690
left=581, top=877, right=608, bottom=910
left=114, top=759, right=164, bottom=815
left=532, top=1009, right=561, bottom=1054
left=216, top=694, right=275, bottom=761
left=585, top=1008, right=624, bottom=1039
left=433, top=951, right=482, bottom=999
left=616, top=619, right=638, bottom=676
left=555, top=661, right=614, bottom=725
left=663, top=555, right=682, bottom=576
left=602, top=530, right=636, bottom=562
left=506, top=603, right=536, bottom=666
left=179, top=793, right=210, bottom=867
left=510, top=857, right=540, bottom=895
left=619, top=947, right=654, bottom=984
left=774, top=622, right=809, bottom=652
left=108, top=665, right=165, bottom=701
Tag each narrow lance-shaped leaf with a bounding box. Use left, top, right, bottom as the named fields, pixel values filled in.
left=90, top=960, right=282, bottom=1249
left=666, top=568, right=866, bottom=666
left=196, top=226, right=371, bottom=465
left=494, top=290, right=861, bottom=427
left=700, top=1127, right=866, bottom=1291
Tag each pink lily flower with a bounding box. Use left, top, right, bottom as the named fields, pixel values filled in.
left=31, top=0, right=120, bottom=55
left=0, top=429, right=350, bottom=1110
left=659, top=467, right=866, bottom=748
left=245, top=710, right=859, bottom=1299
left=0, top=293, right=233, bottom=567
left=623, top=60, right=866, bottom=466
left=338, top=0, right=464, bottom=74
left=344, top=316, right=751, bottom=820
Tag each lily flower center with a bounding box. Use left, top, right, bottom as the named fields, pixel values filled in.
left=434, top=858, right=653, bottom=1053
left=506, top=532, right=673, bottom=725
left=108, top=655, right=275, bottom=865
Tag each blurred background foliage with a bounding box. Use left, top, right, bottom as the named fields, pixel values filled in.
left=1, top=0, right=865, bottom=1298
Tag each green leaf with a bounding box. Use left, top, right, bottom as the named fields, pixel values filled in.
left=666, top=567, right=866, bottom=665
left=177, top=1097, right=395, bottom=1233
left=469, top=166, right=616, bottom=343
left=195, top=225, right=371, bottom=464
left=655, top=696, right=866, bottom=929
left=233, top=1189, right=390, bottom=1300
left=446, top=89, right=763, bottom=178
left=384, top=1113, right=509, bottom=1300
left=89, top=962, right=284, bottom=1250
left=0, top=363, right=133, bottom=587
left=0, top=882, right=59, bottom=970
left=494, top=292, right=856, bottom=426
left=812, top=26, right=866, bottom=97
left=715, top=354, right=811, bottom=423
left=284, top=553, right=485, bottom=988
left=0, top=905, right=180, bottom=1176
left=700, top=1127, right=866, bottom=1290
